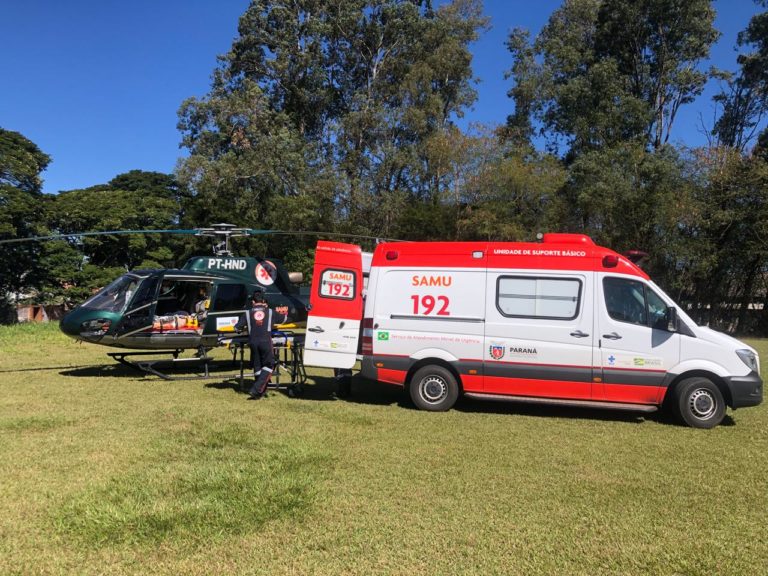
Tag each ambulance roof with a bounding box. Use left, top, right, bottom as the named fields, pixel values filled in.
left=371, top=234, right=648, bottom=279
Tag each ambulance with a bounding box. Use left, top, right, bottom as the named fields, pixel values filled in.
left=303, top=234, right=763, bottom=428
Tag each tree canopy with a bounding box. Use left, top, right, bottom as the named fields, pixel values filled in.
left=3, top=0, right=768, bottom=333
left=506, top=0, right=718, bottom=155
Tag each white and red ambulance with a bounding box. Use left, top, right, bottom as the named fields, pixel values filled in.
left=303, top=234, right=762, bottom=428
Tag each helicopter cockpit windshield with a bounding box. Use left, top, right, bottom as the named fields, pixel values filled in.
left=80, top=274, right=142, bottom=313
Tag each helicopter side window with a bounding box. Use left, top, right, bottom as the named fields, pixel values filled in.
left=127, top=277, right=160, bottom=312
left=212, top=284, right=248, bottom=311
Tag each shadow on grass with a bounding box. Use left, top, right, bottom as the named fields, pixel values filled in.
left=333, top=377, right=741, bottom=428
left=0, top=365, right=93, bottom=374
left=205, top=378, right=249, bottom=395
left=59, top=358, right=245, bottom=381
left=207, top=375, right=359, bottom=402
left=59, top=364, right=143, bottom=378
left=325, top=376, right=655, bottom=423
left=456, top=396, right=737, bottom=427
left=205, top=374, right=409, bottom=406
left=455, top=396, right=655, bottom=425
left=205, top=374, right=346, bottom=402
left=302, top=375, right=411, bottom=407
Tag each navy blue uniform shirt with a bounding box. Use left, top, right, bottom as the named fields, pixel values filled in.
left=236, top=303, right=288, bottom=343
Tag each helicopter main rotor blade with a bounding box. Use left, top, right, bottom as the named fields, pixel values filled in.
left=244, top=230, right=400, bottom=242
left=0, top=229, right=199, bottom=245
left=1, top=226, right=401, bottom=246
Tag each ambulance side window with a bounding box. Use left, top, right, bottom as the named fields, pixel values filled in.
left=496, top=276, right=581, bottom=320
left=603, top=277, right=648, bottom=326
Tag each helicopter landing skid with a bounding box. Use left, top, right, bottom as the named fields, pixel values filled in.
left=107, top=349, right=228, bottom=381
left=107, top=345, right=307, bottom=396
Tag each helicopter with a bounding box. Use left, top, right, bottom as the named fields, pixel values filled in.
left=49, top=224, right=309, bottom=355
left=3, top=223, right=390, bottom=363
left=0, top=223, right=324, bottom=370
left=1, top=222, right=395, bottom=380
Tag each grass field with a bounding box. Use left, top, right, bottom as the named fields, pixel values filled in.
left=0, top=322, right=766, bottom=575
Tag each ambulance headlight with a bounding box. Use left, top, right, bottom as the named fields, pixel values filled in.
left=736, top=349, right=760, bottom=374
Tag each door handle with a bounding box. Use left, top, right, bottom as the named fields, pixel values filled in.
left=570, top=330, right=589, bottom=338
left=308, top=326, right=325, bottom=333
left=603, top=332, right=623, bottom=340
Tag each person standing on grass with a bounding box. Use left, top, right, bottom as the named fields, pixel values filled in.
left=236, top=288, right=287, bottom=400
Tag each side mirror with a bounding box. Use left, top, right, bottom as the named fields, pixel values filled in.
left=288, top=272, right=303, bottom=284
left=668, top=306, right=679, bottom=332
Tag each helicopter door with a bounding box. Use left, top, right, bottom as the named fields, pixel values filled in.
left=116, top=276, right=160, bottom=339
left=203, top=282, right=249, bottom=336
left=304, top=242, right=363, bottom=369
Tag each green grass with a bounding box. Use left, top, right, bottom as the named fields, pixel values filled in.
left=0, top=322, right=767, bottom=575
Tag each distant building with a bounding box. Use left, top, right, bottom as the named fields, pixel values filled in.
left=16, top=304, right=66, bottom=323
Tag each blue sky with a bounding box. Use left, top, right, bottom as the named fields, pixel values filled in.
left=0, top=0, right=762, bottom=194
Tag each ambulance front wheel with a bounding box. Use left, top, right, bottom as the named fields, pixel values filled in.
left=410, top=365, right=459, bottom=412
left=674, top=377, right=725, bottom=429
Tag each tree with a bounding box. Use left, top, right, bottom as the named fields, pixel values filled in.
left=0, top=128, right=51, bottom=319
left=712, top=1, right=768, bottom=151
left=681, top=148, right=768, bottom=332
left=737, top=0, right=768, bottom=93
left=557, top=143, right=691, bottom=256
left=711, top=70, right=767, bottom=151
left=177, top=0, right=487, bottom=248
left=505, top=0, right=718, bottom=156
left=42, top=171, right=185, bottom=305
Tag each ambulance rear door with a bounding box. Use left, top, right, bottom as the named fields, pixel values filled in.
left=304, top=241, right=364, bottom=369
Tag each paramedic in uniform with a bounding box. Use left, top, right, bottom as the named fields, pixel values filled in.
left=236, top=289, right=287, bottom=399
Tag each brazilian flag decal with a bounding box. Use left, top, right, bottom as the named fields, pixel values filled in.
left=377, top=331, right=389, bottom=341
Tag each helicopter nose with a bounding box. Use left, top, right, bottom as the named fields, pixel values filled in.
left=60, top=309, right=83, bottom=337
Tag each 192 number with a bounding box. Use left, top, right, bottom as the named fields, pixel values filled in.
left=411, top=295, right=450, bottom=316
left=324, top=282, right=351, bottom=297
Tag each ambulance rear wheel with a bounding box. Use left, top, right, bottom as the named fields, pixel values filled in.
left=675, top=377, right=725, bottom=429
left=410, top=365, right=459, bottom=412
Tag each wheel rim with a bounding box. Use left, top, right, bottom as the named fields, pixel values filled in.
left=689, top=388, right=717, bottom=420
left=419, top=375, right=448, bottom=404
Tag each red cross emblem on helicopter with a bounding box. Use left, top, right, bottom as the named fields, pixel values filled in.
left=255, top=261, right=276, bottom=285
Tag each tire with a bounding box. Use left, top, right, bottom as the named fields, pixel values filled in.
left=674, top=377, right=726, bottom=429
left=409, top=365, right=459, bottom=412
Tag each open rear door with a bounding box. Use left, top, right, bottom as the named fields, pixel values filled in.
left=303, top=241, right=364, bottom=369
